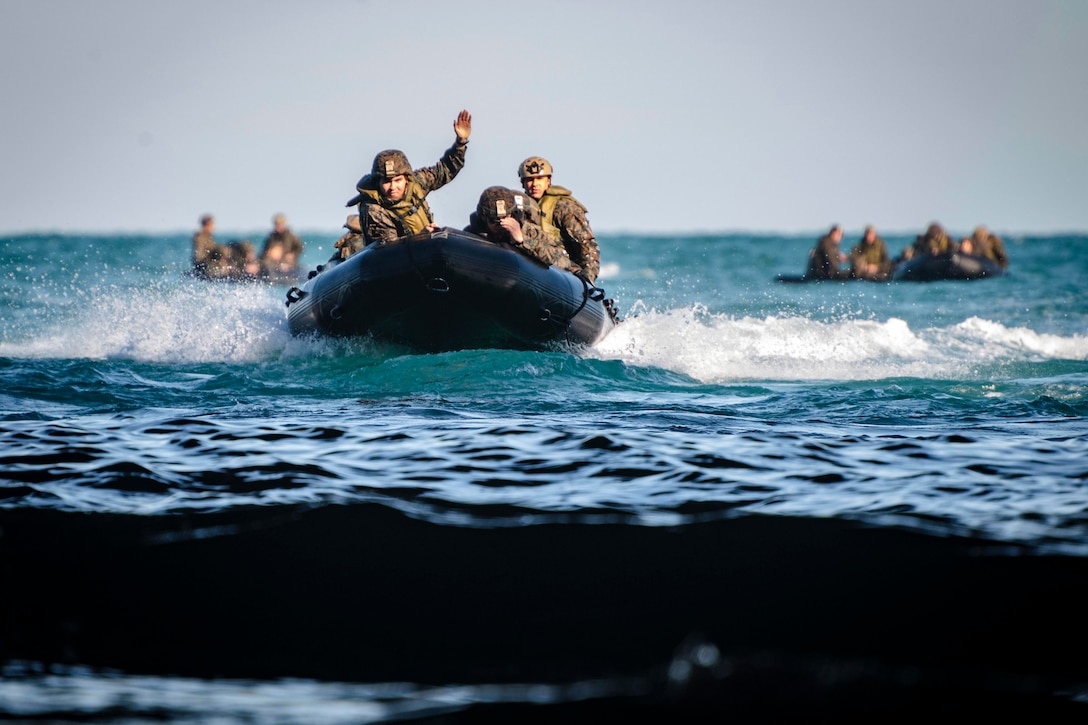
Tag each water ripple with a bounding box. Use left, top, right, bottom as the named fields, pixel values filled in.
left=2, top=412, right=1086, bottom=554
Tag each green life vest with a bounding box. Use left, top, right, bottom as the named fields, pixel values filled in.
left=537, top=185, right=583, bottom=242
left=357, top=176, right=434, bottom=236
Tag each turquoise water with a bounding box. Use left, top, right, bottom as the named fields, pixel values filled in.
left=2, top=230, right=1087, bottom=720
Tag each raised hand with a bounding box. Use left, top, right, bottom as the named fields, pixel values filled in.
left=454, top=110, right=472, bottom=142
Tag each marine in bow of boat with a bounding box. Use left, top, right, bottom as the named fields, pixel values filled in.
left=345, top=110, right=472, bottom=250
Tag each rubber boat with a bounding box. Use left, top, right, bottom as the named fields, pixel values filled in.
left=776, top=252, right=1005, bottom=284
left=284, top=227, right=618, bottom=352
left=774, top=271, right=888, bottom=283
left=890, top=252, right=1005, bottom=282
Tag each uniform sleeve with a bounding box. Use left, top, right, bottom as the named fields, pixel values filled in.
left=515, top=222, right=572, bottom=271
left=413, top=139, right=468, bottom=194
left=552, top=197, right=600, bottom=282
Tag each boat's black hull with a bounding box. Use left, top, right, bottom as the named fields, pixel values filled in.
left=777, top=252, right=1005, bottom=284
left=286, top=228, right=616, bottom=351
left=891, top=252, right=1004, bottom=282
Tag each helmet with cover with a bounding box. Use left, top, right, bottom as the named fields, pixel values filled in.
left=477, top=186, right=523, bottom=223
left=518, top=156, right=553, bottom=179
left=371, top=150, right=412, bottom=180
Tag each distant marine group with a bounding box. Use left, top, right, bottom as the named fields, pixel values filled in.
left=803, top=221, right=1009, bottom=282
left=191, top=109, right=601, bottom=286
left=190, top=213, right=305, bottom=283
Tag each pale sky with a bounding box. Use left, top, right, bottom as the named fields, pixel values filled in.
left=2, top=0, right=1086, bottom=235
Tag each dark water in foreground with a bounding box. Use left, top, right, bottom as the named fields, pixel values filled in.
left=1, top=230, right=1087, bottom=721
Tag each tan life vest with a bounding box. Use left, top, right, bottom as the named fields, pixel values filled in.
left=356, top=176, right=434, bottom=236
left=537, top=185, right=584, bottom=242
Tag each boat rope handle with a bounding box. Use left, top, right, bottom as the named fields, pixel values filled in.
left=285, top=287, right=306, bottom=306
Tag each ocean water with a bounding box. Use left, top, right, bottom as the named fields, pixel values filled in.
left=1, top=229, right=1087, bottom=722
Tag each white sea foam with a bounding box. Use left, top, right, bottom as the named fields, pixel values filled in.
left=0, top=280, right=293, bottom=364
left=944, top=316, right=1088, bottom=360
left=593, top=308, right=1088, bottom=382
left=3, top=275, right=1086, bottom=378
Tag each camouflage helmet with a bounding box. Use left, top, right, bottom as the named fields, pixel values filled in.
left=371, top=149, right=412, bottom=180
left=477, top=186, right=522, bottom=223
left=518, top=156, right=553, bottom=179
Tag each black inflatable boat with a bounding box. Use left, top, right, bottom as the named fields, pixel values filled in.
left=776, top=252, right=1005, bottom=284
left=890, top=252, right=1005, bottom=282
left=285, top=227, right=617, bottom=352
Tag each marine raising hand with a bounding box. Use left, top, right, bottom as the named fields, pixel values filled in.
left=454, top=110, right=472, bottom=142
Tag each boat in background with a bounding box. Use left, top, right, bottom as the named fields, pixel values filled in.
left=285, top=227, right=618, bottom=352
left=776, top=252, right=1006, bottom=283
left=187, top=238, right=305, bottom=286
left=890, top=251, right=1005, bottom=282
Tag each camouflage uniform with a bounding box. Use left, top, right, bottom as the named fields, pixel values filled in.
left=536, top=186, right=600, bottom=282
left=192, top=233, right=246, bottom=279
left=346, top=139, right=468, bottom=247
left=191, top=228, right=221, bottom=278
left=913, top=223, right=954, bottom=256
left=517, top=157, right=600, bottom=282
left=259, top=227, right=305, bottom=275
left=848, top=233, right=891, bottom=280
left=333, top=215, right=367, bottom=260
left=969, top=227, right=1009, bottom=269
left=225, top=241, right=257, bottom=278
left=806, top=229, right=849, bottom=280
left=465, top=186, right=572, bottom=271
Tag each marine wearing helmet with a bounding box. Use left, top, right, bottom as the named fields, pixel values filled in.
left=518, top=156, right=553, bottom=180
left=517, top=156, right=600, bottom=282
left=466, top=186, right=571, bottom=272
left=476, top=186, right=524, bottom=223
left=913, top=222, right=955, bottom=257
left=372, top=150, right=413, bottom=180
left=964, top=225, right=1009, bottom=269
left=340, top=110, right=472, bottom=255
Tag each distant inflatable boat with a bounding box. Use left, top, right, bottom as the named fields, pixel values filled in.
left=774, top=272, right=885, bottom=284
left=774, top=273, right=851, bottom=284
left=776, top=252, right=1005, bottom=284
left=285, top=227, right=618, bottom=352
left=890, top=252, right=1005, bottom=282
